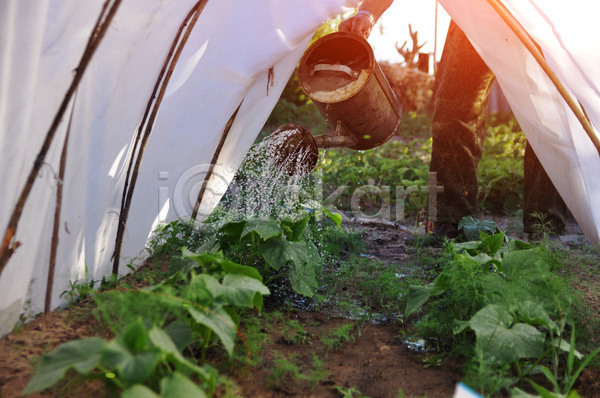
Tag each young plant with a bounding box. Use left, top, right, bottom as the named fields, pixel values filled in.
left=216, top=216, right=323, bottom=297
left=23, top=319, right=217, bottom=396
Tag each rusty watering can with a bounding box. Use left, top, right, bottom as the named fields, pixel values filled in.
left=269, top=32, right=402, bottom=175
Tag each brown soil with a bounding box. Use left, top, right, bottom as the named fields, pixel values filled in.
left=1, top=220, right=598, bottom=398
left=222, top=312, right=461, bottom=398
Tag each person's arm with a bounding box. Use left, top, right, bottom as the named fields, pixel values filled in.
left=338, top=0, right=394, bottom=38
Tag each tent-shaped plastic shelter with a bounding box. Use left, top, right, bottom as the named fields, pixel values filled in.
left=1, top=0, right=599, bottom=337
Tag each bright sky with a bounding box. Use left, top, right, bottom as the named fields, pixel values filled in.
left=367, top=0, right=451, bottom=64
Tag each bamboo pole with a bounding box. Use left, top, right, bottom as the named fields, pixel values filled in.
left=486, top=0, right=600, bottom=156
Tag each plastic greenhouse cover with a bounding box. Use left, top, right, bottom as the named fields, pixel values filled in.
left=0, top=0, right=598, bottom=337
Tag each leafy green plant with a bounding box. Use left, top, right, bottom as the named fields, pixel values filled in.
left=321, top=323, right=354, bottom=354
left=26, top=250, right=271, bottom=396
left=146, top=219, right=206, bottom=258
left=268, top=351, right=327, bottom=391
left=216, top=216, right=322, bottom=297
left=404, top=216, right=584, bottom=395
left=60, top=265, right=117, bottom=305
left=335, top=385, right=368, bottom=398
left=512, top=326, right=600, bottom=398
left=282, top=319, right=310, bottom=345
left=23, top=318, right=217, bottom=396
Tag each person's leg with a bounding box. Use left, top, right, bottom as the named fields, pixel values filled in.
left=429, top=21, right=496, bottom=235
left=523, top=142, right=568, bottom=236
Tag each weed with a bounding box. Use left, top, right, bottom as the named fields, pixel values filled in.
left=321, top=323, right=354, bottom=354
left=281, top=319, right=310, bottom=345
left=404, top=216, right=599, bottom=396
left=335, top=385, right=368, bottom=398
left=268, top=351, right=327, bottom=391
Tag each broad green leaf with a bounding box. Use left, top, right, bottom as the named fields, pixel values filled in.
left=481, top=273, right=508, bottom=302
left=510, top=387, right=539, bottom=398
left=101, top=320, right=161, bottom=383
left=222, top=273, right=270, bottom=308
left=241, top=219, right=282, bottom=240
left=479, top=232, right=505, bottom=255
left=453, top=253, right=480, bottom=273
left=191, top=273, right=223, bottom=300
left=281, top=216, right=309, bottom=241
left=164, top=321, right=193, bottom=351
left=160, top=372, right=207, bottom=398
left=23, top=337, right=105, bottom=394
left=220, top=259, right=263, bottom=281
left=516, top=300, right=558, bottom=333
left=458, top=216, right=497, bottom=241
left=101, top=341, right=161, bottom=384
left=122, top=384, right=161, bottom=398
left=261, top=236, right=321, bottom=296
left=452, top=241, right=480, bottom=252
left=148, top=327, right=211, bottom=379
left=287, top=248, right=319, bottom=297
left=405, top=285, right=433, bottom=318
left=502, top=249, right=548, bottom=282
left=168, top=255, right=195, bottom=277
left=187, top=305, right=236, bottom=355
left=218, top=220, right=246, bottom=241
left=469, top=304, right=545, bottom=365
left=323, top=207, right=342, bottom=228
left=452, top=319, right=470, bottom=335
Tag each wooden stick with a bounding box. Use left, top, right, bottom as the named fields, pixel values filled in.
left=45, top=91, right=77, bottom=313
left=111, top=0, right=208, bottom=274
left=191, top=102, right=242, bottom=220
left=486, top=0, right=600, bottom=156
left=0, top=0, right=123, bottom=276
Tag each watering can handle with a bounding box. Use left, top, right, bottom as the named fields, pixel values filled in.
left=309, top=64, right=360, bottom=79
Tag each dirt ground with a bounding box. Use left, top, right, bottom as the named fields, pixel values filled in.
left=1, top=219, right=599, bottom=398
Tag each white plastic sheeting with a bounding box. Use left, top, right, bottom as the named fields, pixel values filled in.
left=1, top=0, right=599, bottom=339
left=0, top=0, right=358, bottom=337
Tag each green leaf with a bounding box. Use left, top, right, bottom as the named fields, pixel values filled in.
left=468, top=304, right=545, bottom=365
left=222, top=273, right=270, bottom=308
left=479, top=232, right=505, bottom=255
left=458, top=216, right=497, bottom=241
left=501, top=248, right=548, bottom=282
left=122, top=384, right=161, bottom=398
left=218, top=220, right=246, bottom=241
left=281, top=216, right=309, bottom=241
left=220, top=259, right=263, bottom=281
left=101, top=320, right=161, bottom=383
left=160, top=372, right=207, bottom=398
left=164, top=321, right=193, bottom=351
left=23, top=337, right=105, bottom=394
left=187, top=305, right=236, bottom=355
left=516, top=300, right=558, bottom=333
left=554, top=338, right=583, bottom=360
left=148, top=327, right=211, bottom=379
left=241, top=219, right=283, bottom=240
left=405, top=285, right=433, bottom=318
left=263, top=237, right=321, bottom=296
left=323, top=207, right=342, bottom=228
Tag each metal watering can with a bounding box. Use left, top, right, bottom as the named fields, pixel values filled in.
left=269, top=32, right=402, bottom=175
